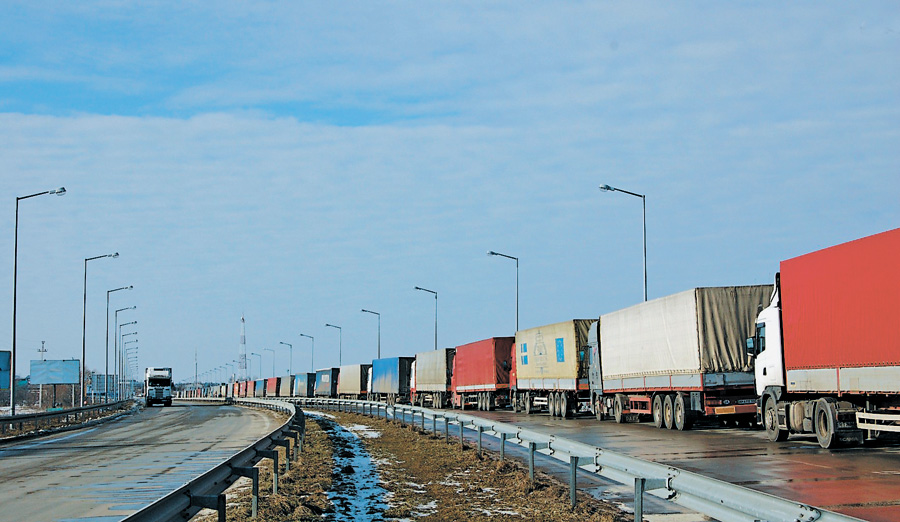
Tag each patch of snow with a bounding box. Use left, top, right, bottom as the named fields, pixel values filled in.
left=346, top=424, right=381, bottom=438
left=304, top=410, right=335, bottom=419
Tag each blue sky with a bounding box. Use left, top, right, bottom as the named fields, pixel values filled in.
left=1, top=2, right=898, bottom=385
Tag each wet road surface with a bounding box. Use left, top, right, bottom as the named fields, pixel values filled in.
left=459, top=409, right=900, bottom=522
left=0, top=403, right=282, bottom=522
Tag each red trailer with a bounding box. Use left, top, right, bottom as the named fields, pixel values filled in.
left=749, top=227, right=900, bottom=447
left=451, top=337, right=514, bottom=410
left=265, top=377, right=278, bottom=397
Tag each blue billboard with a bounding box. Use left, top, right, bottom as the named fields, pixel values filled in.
left=30, top=359, right=80, bottom=385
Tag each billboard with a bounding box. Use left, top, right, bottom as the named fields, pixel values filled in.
left=30, top=359, right=80, bottom=385
left=0, top=351, right=9, bottom=390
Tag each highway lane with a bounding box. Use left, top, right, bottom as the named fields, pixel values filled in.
left=461, top=409, right=900, bottom=522
left=0, top=403, right=283, bottom=522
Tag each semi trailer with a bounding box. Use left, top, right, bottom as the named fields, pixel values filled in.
left=450, top=337, right=514, bottom=411
left=411, top=349, right=454, bottom=408
left=337, top=364, right=371, bottom=399
left=514, top=319, right=593, bottom=417
left=592, top=286, right=772, bottom=430
left=747, top=228, right=900, bottom=448
left=370, top=357, right=414, bottom=405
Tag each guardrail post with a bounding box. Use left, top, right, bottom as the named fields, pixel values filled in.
left=421, top=411, right=425, bottom=431
left=569, top=456, right=578, bottom=509
left=285, top=430, right=300, bottom=461
left=634, top=477, right=645, bottom=522
left=500, top=433, right=506, bottom=461
left=458, top=421, right=464, bottom=450
left=528, top=442, right=536, bottom=484
left=477, top=426, right=483, bottom=457
left=233, top=466, right=259, bottom=518
left=259, top=449, right=279, bottom=495
left=190, top=493, right=226, bottom=522
left=391, top=405, right=396, bottom=423
left=444, top=417, right=449, bottom=442
left=275, top=439, right=292, bottom=472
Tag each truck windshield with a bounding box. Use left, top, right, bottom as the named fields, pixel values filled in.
left=148, top=378, right=170, bottom=386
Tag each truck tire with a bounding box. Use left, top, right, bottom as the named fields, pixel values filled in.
left=614, top=394, right=627, bottom=423
left=524, top=393, right=533, bottom=415
left=652, top=395, right=664, bottom=429
left=815, top=398, right=839, bottom=449
left=487, top=392, right=495, bottom=411
left=663, top=395, right=675, bottom=429
left=548, top=393, right=557, bottom=417
left=764, top=397, right=789, bottom=442
left=512, top=393, right=520, bottom=413
left=560, top=392, right=570, bottom=418
left=674, top=393, right=693, bottom=431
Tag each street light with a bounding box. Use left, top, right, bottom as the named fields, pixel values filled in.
left=360, top=309, right=381, bottom=359
left=118, top=323, right=137, bottom=400
left=325, top=324, right=342, bottom=366
left=414, top=286, right=438, bottom=351
left=299, top=334, right=314, bottom=372
left=124, top=341, right=138, bottom=397
left=81, top=251, right=118, bottom=406
left=113, top=307, right=135, bottom=401
left=279, top=342, right=293, bottom=374
left=487, top=251, right=519, bottom=332
left=10, top=186, right=65, bottom=416
left=106, top=287, right=132, bottom=402
left=600, top=184, right=647, bottom=301
left=264, top=348, right=275, bottom=377
left=251, top=352, right=262, bottom=379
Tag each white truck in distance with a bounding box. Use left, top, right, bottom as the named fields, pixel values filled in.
left=145, top=367, right=173, bottom=406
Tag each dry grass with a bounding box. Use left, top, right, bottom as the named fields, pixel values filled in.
left=194, top=409, right=626, bottom=522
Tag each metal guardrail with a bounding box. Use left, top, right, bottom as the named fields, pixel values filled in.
left=0, top=400, right=130, bottom=436
left=298, top=397, right=864, bottom=522
left=123, top=397, right=304, bottom=522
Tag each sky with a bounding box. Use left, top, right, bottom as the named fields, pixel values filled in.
left=1, top=2, right=898, bottom=386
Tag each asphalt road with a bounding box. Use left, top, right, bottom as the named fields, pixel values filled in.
left=0, top=403, right=283, bottom=522
left=459, top=409, right=900, bottom=522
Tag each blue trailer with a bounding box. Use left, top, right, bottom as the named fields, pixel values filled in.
left=254, top=379, right=265, bottom=398
left=315, top=368, right=340, bottom=397
left=293, top=372, right=316, bottom=397
left=371, top=357, right=415, bottom=405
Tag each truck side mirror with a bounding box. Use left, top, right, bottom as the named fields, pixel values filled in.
left=745, top=337, right=756, bottom=357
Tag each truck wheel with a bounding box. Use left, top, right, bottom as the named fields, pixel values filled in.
left=764, top=397, right=789, bottom=442
left=487, top=392, right=495, bottom=411
left=593, top=394, right=603, bottom=421
left=512, top=393, right=520, bottom=413
left=674, top=393, right=693, bottom=431
left=547, top=393, right=556, bottom=417
left=815, top=398, right=839, bottom=449
left=524, top=393, right=533, bottom=415
left=560, top=393, right=570, bottom=418
left=663, top=395, right=675, bottom=429
left=614, top=395, right=627, bottom=423
left=652, top=395, right=664, bottom=429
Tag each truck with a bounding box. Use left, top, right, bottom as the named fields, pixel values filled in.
left=514, top=320, right=593, bottom=417
left=315, top=368, right=340, bottom=397
left=747, top=228, right=900, bottom=448
left=293, top=373, right=316, bottom=397
left=337, top=364, right=371, bottom=399
left=592, top=286, right=771, bottom=430
left=411, top=349, right=454, bottom=408
left=451, top=337, right=514, bottom=411
left=144, top=367, right=173, bottom=407
left=370, top=357, right=415, bottom=405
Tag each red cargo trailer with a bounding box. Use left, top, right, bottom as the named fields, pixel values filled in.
left=265, top=377, right=278, bottom=397
left=749, top=227, right=900, bottom=448
left=451, top=337, right=514, bottom=410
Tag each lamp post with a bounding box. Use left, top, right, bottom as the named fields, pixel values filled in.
left=106, top=288, right=132, bottom=402
left=225, top=362, right=235, bottom=383
left=113, top=307, right=135, bottom=401
left=325, top=324, right=342, bottom=366
left=124, top=341, right=138, bottom=397
left=264, top=348, right=275, bottom=377
left=118, top=324, right=137, bottom=400
left=251, top=352, right=262, bottom=379
left=81, top=251, right=118, bottom=406
left=414, top=286, right=438, bottom=351
left=279, top=342, right=293, bottom=374
left=299, top=334, right=314, bottom=372
left=11, top=186, right=65, bottom=416
left=487, top=251, right=519, bottom=331
left=360, top=309, right=381, bottom=359
left=600, top=184, right=647, bottom=301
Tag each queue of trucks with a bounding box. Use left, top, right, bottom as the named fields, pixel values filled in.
left=181, top=228, right=899, bottom=449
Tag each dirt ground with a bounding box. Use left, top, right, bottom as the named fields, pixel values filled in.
left=195, top=408, right=626, bottom=521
